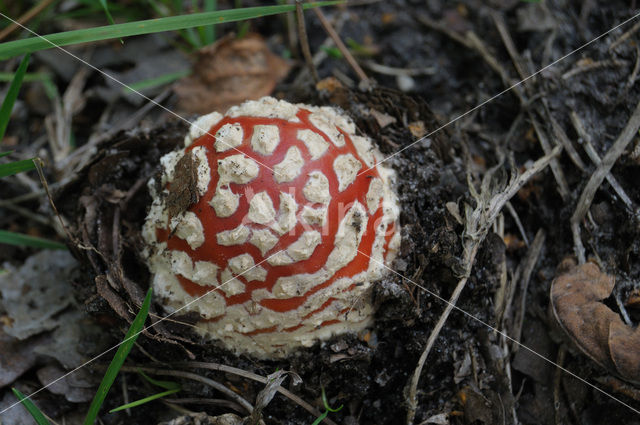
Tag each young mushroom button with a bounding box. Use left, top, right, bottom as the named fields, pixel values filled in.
left=142, top=97, right=401, bottom=358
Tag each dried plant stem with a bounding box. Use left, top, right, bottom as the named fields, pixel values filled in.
left=0, top=0, right=56, bottom=42
left=404, top=145, right=562, bottom=425
left=610, top=19, right=640, bottom=51
left=295, top=1, right=319, bottom=83
left=512, top=229, right=546, bottom=347
left=570, top=111, right=634, bottom=211
left=312, top=7, right=369, bottom=83
left=120, top=366, right=255, bottom=414
left=178, top=361, right=337, bottom=425
left=570, top=99, right=640, bottom=263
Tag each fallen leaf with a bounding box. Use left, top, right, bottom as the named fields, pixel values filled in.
left=0, top=330, right=46, bottom=388
left=0, top=250, right=76, bottom=340
left=36, top=364, right=95, bottom=403
left=550, top=259, right=640, bottom=383
left=175, top=34, right=290, bottom=114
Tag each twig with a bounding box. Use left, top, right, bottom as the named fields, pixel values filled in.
left=0, top=0, right=56, bottom=42
left=529, top=113, right=570, bottom=200
left=121, top=373, right=131, bottom=417
left=570, top=111, right=635, bottom=211
left=0, top=177, right=69, bottom=206
left=56, top=88, right=170, bottom=174
left=570, top=98, right=640, bottom=263
left=292, top=12, right=346, bottom=87
left=313, top=7, right=370, bottom=84
left=546, top=108, right=586, bottom=172
left=178, top=361, right=337, bottom=425
left=465, top=31, right=525, bottom=103
left=615, top=289, right=633, bottom=326
left=491, top=12, right=531, bottom=82
left=505, top=201, right=529, bottom=246
left=417, top=14, right=469, bottom=48
left=627, top=45, right=640, bottom=90
left=363, top=60, right=436, bottom=77
left=562, top=59, right=629, bottom=80
left=553, top=346, right=567, bottom=425
left=46, top=65, right=91, bottom=167
left=512, top=229, right=546, bottom=348
left=0, top=202, right=53, bottom=227
left=295, top=1, right=319, bottom=83
left=609, top=19, right=640, bottom=51
left=164, top=398, right=244, bottom=413
left=120, top=366, right=254, bottom=414
left=404, top=146, right=562, bottom=425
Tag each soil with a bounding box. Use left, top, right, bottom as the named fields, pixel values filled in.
left=3, top=1, right=640, bottom=425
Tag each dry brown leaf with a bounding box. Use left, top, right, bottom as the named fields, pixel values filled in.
left=175, top=34, right=290, bottom=114
left=550, top=259, right=640, bottom=384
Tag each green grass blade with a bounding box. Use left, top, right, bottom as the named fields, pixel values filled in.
left=11, top=388, right=52, bottom=425
left=0, top=2, right=341, bottom=59
left=0, top=158, right=36, bottom=178
left=0, top=54, right=30, bottom=141
left=137, top=370, right=180, bottom=390
left=203, top=0, right=217, bottom=45
left=98, top=0, right=123, bottom=44
left=311, top=411, right=329, bottom=425
left=83, top=287, right=153, bottom=425
left=108, top=388, right=180, bottom=413
left=98, top=0, right=117, bottom=26
left=0, top=150, right=13, bottom=158
left=0, top=230, right=67, bottom=250
left=0, top=71, right=51, bottom=82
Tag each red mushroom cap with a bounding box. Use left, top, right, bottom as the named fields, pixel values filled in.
left=143, top=97, right=400, bottom=357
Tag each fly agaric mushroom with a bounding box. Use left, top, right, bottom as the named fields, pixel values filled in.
left=142, top=97, right=400, bottom=358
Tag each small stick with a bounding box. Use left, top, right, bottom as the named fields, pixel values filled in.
left=529, top=113, right=570, bottom=200
left=491, top=11, right=530, bottom=82
left=295, top=1, right=319, bottom=83
left=562, top=59, right=629, bottom=80
left=120, top=366, right=255, bottom=414
left=512, top=229, right=546, bottom=348
left=570, top=111, right=635, bottom=211
left=610, top=19, right=640, bottom=51
left=313, top=7, right=370, bottom=84
left=570, top=98, right=640, bottom=263
left=505, top=201, right=529, bottom=246
left=0, top=0, right=56, bottom=42
left=553, top=346, right=567, bottom=425
left=546, top=108, right=586, bottom=172
left=179, top=361, right=337, bottom=425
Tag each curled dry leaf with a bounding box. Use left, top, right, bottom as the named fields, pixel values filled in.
left=174, top=34, right=290, bottom=114
left=550, top=259, right=640, bottom=383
